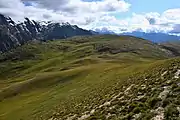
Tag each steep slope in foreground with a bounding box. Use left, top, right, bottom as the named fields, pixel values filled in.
left=0, top=35, right=179, bottom=120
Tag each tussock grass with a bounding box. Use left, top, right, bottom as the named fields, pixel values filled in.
left=0, top=35, right=179, bottom=120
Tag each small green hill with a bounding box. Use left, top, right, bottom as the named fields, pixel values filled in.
left=0, top=35, right=179, bottom=120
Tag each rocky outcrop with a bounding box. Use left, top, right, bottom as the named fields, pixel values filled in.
left=0, top=15, right=41, bottom=52
left=0, top=14, right=93, bottom=52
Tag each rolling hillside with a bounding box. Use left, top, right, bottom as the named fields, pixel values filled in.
left=160, top=41, right=180, bottom=56
left=0, top=35, right=180, bottom=120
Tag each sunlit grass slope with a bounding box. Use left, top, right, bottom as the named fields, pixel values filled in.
left=0, top=35, right=179, bottom=120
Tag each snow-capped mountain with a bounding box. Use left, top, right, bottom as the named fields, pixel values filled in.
left=0, top=14, right=93, bottom=52
left=95, top=28, right=180, bottom=43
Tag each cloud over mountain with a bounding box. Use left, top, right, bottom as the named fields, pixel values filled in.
left=0, top=0, right=130, bottom=22
left=0, top=0, right=180, bottom=34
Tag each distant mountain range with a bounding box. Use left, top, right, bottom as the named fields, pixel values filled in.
left=95, top=29, right=180, bottom=43
left=1, top=13, right=180, bottom=52
left=0, top=14, right=93, bottom=52
left=121, top=31, right=180, bottom=43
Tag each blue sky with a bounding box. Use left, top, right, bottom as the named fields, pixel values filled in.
left=0, top=0, right=180, bottom=34
left=127, top=0, right=180, bottom=13
left=85, top=0, right=180, bottom=18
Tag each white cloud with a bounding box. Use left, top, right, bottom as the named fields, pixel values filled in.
left=163, top=8, right=180, bottom=22
left=92, top=8, right=180, bottom=33
left=0, top=0, right=180, bottom=34
left=0, top=0, right=130, bottom=23
left=170, top=24, right=180, bottom=33
left=21, top=0, right=130, bottom=13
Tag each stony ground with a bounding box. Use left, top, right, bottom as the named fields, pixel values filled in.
left=49, top=59, right=180, bottom=120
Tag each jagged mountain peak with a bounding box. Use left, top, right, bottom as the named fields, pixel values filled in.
left=39, top=21, right=72, bottom=28
left=0, top=14, right=15, bottom=26
left=38, top=21, right=53, bottom=26
left=0, top=13, right=93, bottom=52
